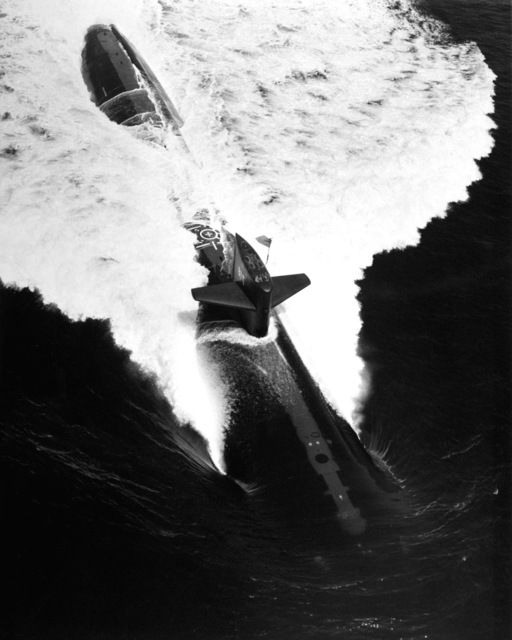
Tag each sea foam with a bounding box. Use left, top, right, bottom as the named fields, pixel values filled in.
left=0, top=0, right=495, bottom=465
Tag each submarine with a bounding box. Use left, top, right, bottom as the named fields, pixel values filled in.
left=81, top=25, right=407, bottom=536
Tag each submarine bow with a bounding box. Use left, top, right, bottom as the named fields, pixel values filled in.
left=82, top=24, right=183, bottom=129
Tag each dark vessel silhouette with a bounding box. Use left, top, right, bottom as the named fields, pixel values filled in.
left=80, top=24, right=407, bottom=535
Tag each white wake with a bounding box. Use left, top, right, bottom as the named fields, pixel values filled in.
left=0, top=0, right=495, bottom=465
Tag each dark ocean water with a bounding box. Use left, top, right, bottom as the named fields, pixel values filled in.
left=0, top=1, right=510, bottom=640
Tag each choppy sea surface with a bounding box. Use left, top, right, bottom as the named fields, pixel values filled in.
left=0, top=0, right=510, bottom=639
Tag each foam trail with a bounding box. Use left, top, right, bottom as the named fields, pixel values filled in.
left=157, top=0, right=495, bottom=424
left=0, top=0, right=495, bottom=465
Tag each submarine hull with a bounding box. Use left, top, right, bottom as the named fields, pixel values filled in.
left=80, top=27, right=406, bottom=537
